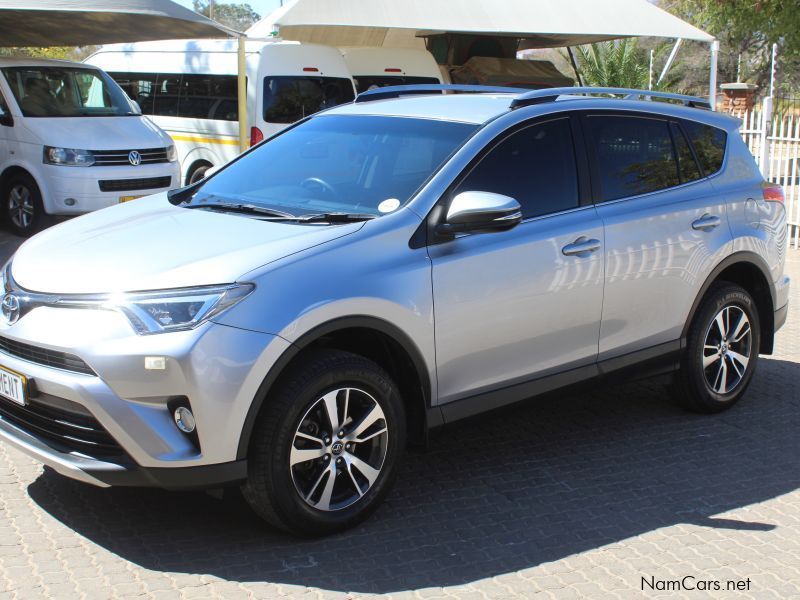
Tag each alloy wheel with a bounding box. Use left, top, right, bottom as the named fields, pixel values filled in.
left=8, top=184, right=34, bottom=229
left=290, top=387, right=389, bottom=512
left=702, top=304, right=752, bottom=395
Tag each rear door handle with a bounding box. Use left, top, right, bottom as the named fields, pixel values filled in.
left=692, top=214, right=721, bottom=231
left=562, top=236, right=601, bottom=257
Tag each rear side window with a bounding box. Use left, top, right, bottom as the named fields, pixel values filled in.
left=263, top=76, right=355, bottom=123
left=455, top=117, right=579, bottom=219
left=682, top=120, right=727, bottom=176
left=586, top=115, right=679, bottom=201
left=353, top=75, right=440, bottom=94
left=670, top=122, right=703, bottom=183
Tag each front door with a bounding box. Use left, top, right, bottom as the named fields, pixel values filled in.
left=429, top=115, right=605, bottom=406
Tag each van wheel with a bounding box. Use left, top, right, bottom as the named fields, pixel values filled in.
left=242, top=349, right=406, bottom=536
left=188, top=164, right=211, bottom=185
left=671, top=283, right=760, bottom=413
left=3, top=172, right=43, bottom=237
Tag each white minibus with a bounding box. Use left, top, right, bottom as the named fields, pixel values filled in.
left=0, top=57, right=179, bottom=236
left=339, top=47, right=443, bottom=93
left=86, top=40, right=357, bottom=185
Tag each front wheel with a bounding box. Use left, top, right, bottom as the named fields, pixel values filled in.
left=3, top=172, right=43, bottom=237
left=242, top=349, right=406, bottom=536
left=671, top=283, right=760, bottom=413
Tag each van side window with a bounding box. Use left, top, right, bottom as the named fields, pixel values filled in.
left=670, top=122, right=703, bottom=183
left=586, top=115, right=679, bottom=201
left=682, top=120, right=727, bottom=176
left=263, top=77, right=356, bottom=124
left=454, top=117, right=579, bottom=219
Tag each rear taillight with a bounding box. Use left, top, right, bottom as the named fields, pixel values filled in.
left=250, top=126, right=264, bottom=146
left=762, top=182, right=784, bottom=203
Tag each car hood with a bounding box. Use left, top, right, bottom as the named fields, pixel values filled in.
left=20, top=115, right=170, bottom=150
left=11, top=194, right=364, bottom=294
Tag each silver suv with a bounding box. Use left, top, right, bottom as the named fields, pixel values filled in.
left=0, top=86, right=790, bottom=535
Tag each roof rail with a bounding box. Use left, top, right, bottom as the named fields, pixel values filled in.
left=510, top=87, right=712, bottom=110
left=355, top=84, right=523, bottom=103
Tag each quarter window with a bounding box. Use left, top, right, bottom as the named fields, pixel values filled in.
left=587, top=115, right=679, bottom=202
left=682, top=120, right=727, bottom=176
left=263, top=76, right=356, bottom=124
left=671, top=122, right=703, bottom=183
left=454, top=118, right=580, bottom=219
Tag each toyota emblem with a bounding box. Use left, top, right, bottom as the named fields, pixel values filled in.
left=1, top=294, right=20, bottom=325
left=128, top=150, right=142, bottom=166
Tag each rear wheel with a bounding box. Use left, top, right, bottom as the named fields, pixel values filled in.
left=672, top=283, right=760, bottom=413
left=242, top=349, right=406, bottom=536
left=3, top=172, right=43, bottom=237
left=187, top=163, right=212, bottom=185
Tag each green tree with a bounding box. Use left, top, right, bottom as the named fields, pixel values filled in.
left=569, top=39, right=678, bottom=91
left=193, top=1, right=260, bottom=32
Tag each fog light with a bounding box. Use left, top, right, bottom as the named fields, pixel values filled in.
left=64, top=198, right=76, bottom=206
left=173, top=406, right=196, bottom=433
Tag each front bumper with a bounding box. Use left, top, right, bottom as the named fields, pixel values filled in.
left=0, top=305, right=291, bottom=488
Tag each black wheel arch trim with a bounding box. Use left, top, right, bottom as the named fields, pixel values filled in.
left=235, top=316, right=435, bottom=460
left=680, top=251, right=777, bottom=351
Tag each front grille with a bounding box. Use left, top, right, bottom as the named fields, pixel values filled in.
left=0, top=392, right=124, bottom=457
left=98, top=176, right=172, bottom=192
left=0, top=336, right=95, bottom=376
left=92, top=147, right=169, bottom=166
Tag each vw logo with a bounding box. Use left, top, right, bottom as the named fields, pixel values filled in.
left=331, top=441, right=344, bottom=456
left=128, top=150, right=142, bottom=166
left=1, top=294, right=20, bottom=325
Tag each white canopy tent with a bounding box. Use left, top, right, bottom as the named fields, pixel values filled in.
left=0, top=0, right=250, bottom=150
left=267, top=0, right=718, bottom=106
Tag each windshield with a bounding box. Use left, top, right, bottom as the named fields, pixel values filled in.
left=190, top=114, right=478, bottom=217
left=263, top=76, right=356, bottom=123
left=2, top=66, right=134, bottom=117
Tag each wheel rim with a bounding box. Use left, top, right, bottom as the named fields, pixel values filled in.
left=290, top=387, right=389, bottom=512
left=702, top=304, right=752, bottom=395
left=8, top=184, right=34, bottom=229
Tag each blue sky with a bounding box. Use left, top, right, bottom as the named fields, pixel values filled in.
left=175, top=0, right=284, bottom=21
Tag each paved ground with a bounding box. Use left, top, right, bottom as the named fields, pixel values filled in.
left=0, top=224, right=798, bottom=599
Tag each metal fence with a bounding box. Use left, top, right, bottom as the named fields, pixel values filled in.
left=736, top=105, right=800, bottom=249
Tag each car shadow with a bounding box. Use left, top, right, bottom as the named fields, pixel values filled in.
left=27, top=356, right=800, bottom=594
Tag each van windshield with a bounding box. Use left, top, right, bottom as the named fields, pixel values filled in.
left=190, top=114, right=477, bottom=217
left=2, top=66, right=134, bottom=117
left=263, top=76, right=356, bottom=123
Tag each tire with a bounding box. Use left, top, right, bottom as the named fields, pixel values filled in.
left=242, top=349, right=406, bottom=536
left=671, top=283, right=760, bottom=413
left=188, top=164, right=211, bottom=185
left=2, top=172, right=43, bottom=237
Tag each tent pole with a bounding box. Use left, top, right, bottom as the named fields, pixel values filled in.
left=238, top=35, right=248, bottom=153
left=709, top=39, right=719, bottom=111
left=567, top=47, right=583, bottom=87
left=657, top=38, right=682, bottom=84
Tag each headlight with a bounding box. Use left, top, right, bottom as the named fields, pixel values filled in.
left=106, top=283, right=254, bottom=335
left=43, top=146, right=95, bottom=167
left=166, top=144, right=178, bottom=162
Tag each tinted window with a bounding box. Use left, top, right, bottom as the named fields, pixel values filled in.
left=353, top=75, right=440, bottom=94
left=263, top=76, right=355, bottom=123
left=108, top=72, right=239, bottom=121
left=455, top=118, right=579, bottom=219
left=683, top=120, right=726, bottom=176
left=192, top=115, right=476, bottom=216
left=670, top=122, right=703, bottom=183
left=587, top=115, right=679, bottom=201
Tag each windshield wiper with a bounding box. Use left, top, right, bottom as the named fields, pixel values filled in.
left=295, top=212, right=377, bottom=223
left=185, top=202, right=296, bottom=218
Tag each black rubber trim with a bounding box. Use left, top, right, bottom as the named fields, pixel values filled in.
left=235, top=316, right=434, bottom=459
left=439, top=340, right=682, bottom=425
left=774, top=302, right=788, bottom=333
left=87, top=459, right=248, bottom=490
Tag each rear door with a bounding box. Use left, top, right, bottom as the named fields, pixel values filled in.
left=582, top=111, right=733, bottom=360
left=429, top=114, right=605, bottom=406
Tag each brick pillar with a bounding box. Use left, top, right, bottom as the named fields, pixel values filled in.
left=719, top=83, right=759, bottom=115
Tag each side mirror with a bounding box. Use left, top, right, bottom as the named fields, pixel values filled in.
left=437, top=191, right=522, bottom=235
left=0, top=106, right=12, bottom=127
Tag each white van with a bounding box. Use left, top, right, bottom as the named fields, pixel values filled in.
left=339, top=47, right=443, bottom=94
left=86, top=40, right=357, bottom=185
left=0, top=58, right=180, bottom=236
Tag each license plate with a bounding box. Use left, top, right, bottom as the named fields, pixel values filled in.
left=119, top=195, right=144, bottom=203
left=0, top=365, right=26, bottom=406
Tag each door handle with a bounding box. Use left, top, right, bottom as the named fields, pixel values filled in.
left=692, top=214, right=721, bottom=231
left=562, top=236, right=601, bottom=257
